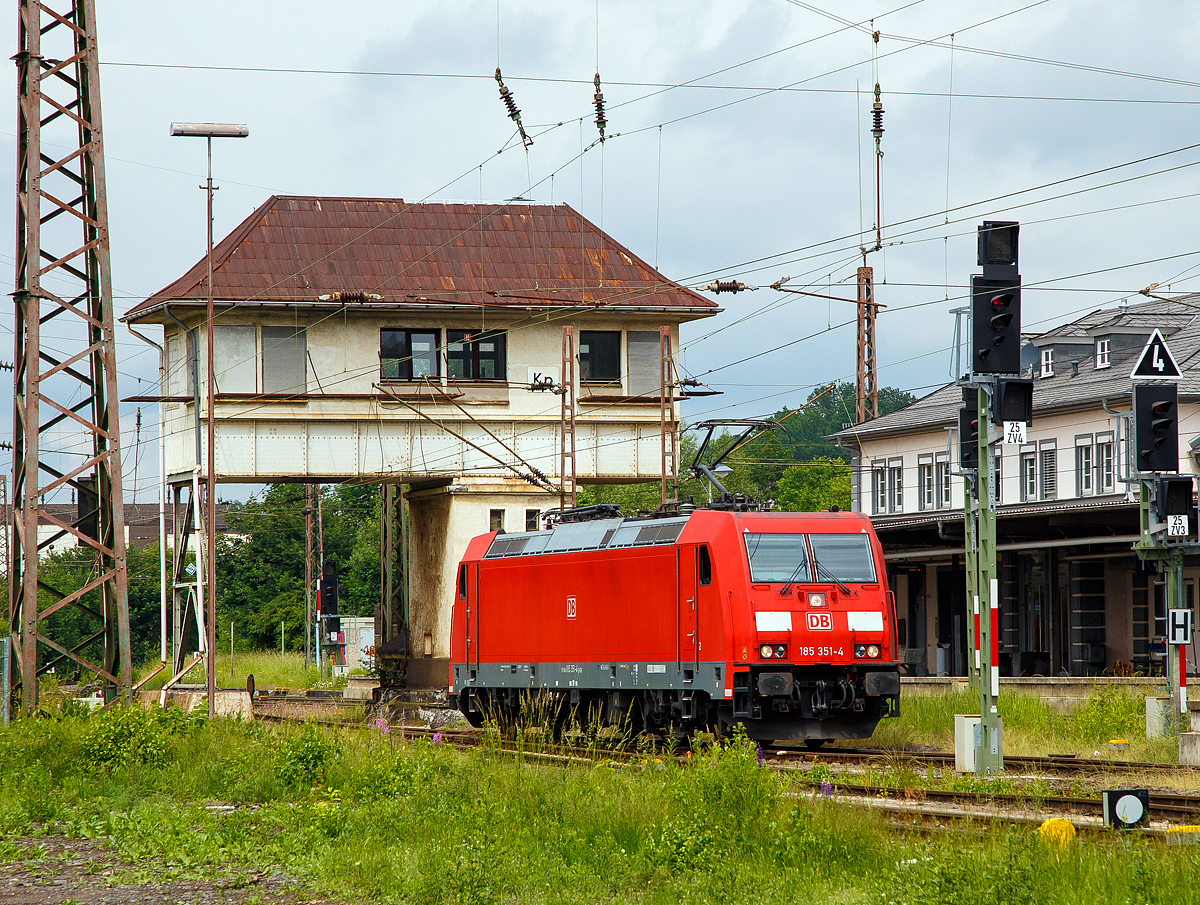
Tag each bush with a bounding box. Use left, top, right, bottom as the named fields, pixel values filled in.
left=279, top=722, right=338, bottom=789
left=81, top=705, right=203, bottom=770
left=1067, top=687, right=1145, bottom=741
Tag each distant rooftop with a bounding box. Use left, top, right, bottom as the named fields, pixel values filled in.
left=125, top=195, right=718, bottom=322
left=835, top=296, right=1200, bottom=441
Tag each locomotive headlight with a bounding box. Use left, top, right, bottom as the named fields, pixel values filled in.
left=807, top=592, right=827, bottom=608
left=775, top=645, right=788, bottom=659
left=867, top=644, right=881, bottom=659
left=854, top=644, right=866, bottom=658
left=760, top=644, right=774, bottom=658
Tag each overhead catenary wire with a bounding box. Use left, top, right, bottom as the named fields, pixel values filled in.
left=63, top=5, right=1200, bottom=494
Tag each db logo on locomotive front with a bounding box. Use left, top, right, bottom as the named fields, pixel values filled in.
left=806, top=611, right=833, bottom=631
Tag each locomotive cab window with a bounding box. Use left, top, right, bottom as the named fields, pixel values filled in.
left=744, top=533, right=809, bottom=583
left=808, top=534, right=877, bottom=583
left=457, top=564, right=468, bottom=599
left=698, top=545, right=712, bottom=586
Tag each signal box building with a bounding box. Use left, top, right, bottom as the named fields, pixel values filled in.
left=123, top=195, right=718, bottom=684
left=834, top=298, right=1200, bottom=678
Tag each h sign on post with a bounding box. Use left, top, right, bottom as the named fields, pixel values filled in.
left=1168, top=608, right=1192, bottom=646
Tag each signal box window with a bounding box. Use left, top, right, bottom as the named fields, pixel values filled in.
left=262, top=326, right=307, bottom=394
left=698, top=545, right=712, bottom=586
left=525, top=509, right=540, bottom=531
left=447, top=329, right=506, bottom=380
left=579, top=331, right=621, bottom=383
left=167, top=330, right=194, bottom=396
left=489, top=509, right=504, bottom=532
left=381, top=329, right=439, bottom=381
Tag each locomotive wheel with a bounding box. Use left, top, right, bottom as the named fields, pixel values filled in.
left=459, top=690, right=486, bottom=729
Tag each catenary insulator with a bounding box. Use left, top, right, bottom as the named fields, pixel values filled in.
left=496, top=68, right=521, bottom=120
left=593, top=72, right=607, bottom=141
left=871, top=83, right=884, bottom=142
left=495, top=67, right=534, bottom=148
left=699, top=280, right=756, bottom=294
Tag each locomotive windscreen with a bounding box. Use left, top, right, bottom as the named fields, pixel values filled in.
left=809, top=534, right=877, bottom=583
left=744, top=533, right=810, bottom=583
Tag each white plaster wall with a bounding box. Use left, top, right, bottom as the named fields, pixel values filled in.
left=407, top=480, right=554, bottom=660
left=850, top=401, right=1185, bottom=518
left=159, top=311, right=685, bottom=483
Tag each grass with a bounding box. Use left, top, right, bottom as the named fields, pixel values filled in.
left=871, top=685, right=1178, bottom=763
left=2, top=703, right=1200, bottom=903
left=134, top=650, right=338, bottom=692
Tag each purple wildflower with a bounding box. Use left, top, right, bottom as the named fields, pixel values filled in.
left=820, top=781, right=833, bottom=799
left=432, top=731, right=444, bottom=745
left=755, top=744, right=764, bottom=767
left=373, top=717, right=392, bottom=735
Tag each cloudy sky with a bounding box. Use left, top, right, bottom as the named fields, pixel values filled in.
left=3, top=0, right=1199, bottom=501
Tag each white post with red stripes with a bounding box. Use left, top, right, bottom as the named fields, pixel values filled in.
left=1168, top=592, right=1191, bottom=732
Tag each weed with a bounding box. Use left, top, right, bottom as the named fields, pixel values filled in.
left=448, top=836, right=502, bottom=905
left=278, top=722, right=338, bottom=789
left=1066, top=686, right=1147, bottom=741
left=81, top=705, right=203, bottom=770
left=647, top=814, right=720, bottom=870
left=807, top=760, right=834, bottom=785
left=0, top=699, right=1199, bottom=903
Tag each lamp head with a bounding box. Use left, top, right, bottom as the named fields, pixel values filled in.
left=169, top=122, right=249, bottom=138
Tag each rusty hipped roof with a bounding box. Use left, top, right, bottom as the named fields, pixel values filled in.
left=125, top=195, right=718, bottom=321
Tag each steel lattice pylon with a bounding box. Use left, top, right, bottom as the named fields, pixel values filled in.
left=11, top=0, right=130, bottom=712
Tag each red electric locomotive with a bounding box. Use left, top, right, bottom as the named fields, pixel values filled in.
left=449, top=502, right=900, bottom=743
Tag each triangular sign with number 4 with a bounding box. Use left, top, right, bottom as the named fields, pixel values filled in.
left=1130, top=328, right=1182, bottom=380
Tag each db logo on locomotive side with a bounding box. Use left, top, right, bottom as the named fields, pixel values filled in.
left=566, top=595, right=577, bottom=620
left=806, top=611, right=833, bottom=631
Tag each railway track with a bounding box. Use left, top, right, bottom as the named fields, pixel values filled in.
left=783, top=774, right=1200, bottom=824
left=254, top=701, right=1188, bottom=777
left=770, top=744, right=1192, bottom=775
left=252, top=702, right=1200, bottom=829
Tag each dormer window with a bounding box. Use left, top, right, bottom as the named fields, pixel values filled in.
left=1040, top=347, right=1054, bottom=378
left=1096, top=338, right=1111, bottom=369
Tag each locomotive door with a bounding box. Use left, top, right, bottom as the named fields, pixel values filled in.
left=678, top=545, right=699, bottom=671
left=466, top=561, right=481, bottom=675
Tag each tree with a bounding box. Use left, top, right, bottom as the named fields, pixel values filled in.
left=772, top=383, right=916, bottom=463
left=773, top=458, right=851, bottom=511
left=217, top=483, right=381, bottom=649
left=579, top=383, right=915, bottom=516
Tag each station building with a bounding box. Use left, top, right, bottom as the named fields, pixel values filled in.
left=834, top=297, right=1200, bottom=679
left=123, top=195, right=718, bottom=683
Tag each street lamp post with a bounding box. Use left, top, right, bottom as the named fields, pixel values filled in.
left=169, top=122, right=248, bottom=717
